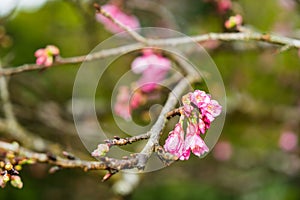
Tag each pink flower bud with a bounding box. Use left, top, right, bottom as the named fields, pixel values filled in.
left=225, top=14, right=243, bottom=29
left=10, top=175, right=23, bottom=189
left=34, top=45, right=59, bottom=67
left=46, top=45, right=59, bottom=56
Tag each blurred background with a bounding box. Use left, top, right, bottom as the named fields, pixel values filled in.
left=0, top=0, right=300, bottom=199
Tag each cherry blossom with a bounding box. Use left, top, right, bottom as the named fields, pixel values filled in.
left=225, top=14, right=243, bottom=29
left=96, top=4, right=140, bottom=33
left=114, top=86, right=145, bottom=120
left=164, top=90, right=222, bottom=160
left=217, top=0, right=232, bottom=14
left=184, top=122, right=209, bottom=158
left=183, top=90, right=222, bottom=128
left=213, top=141, right=233, bottom=161
left=164, top=121, right=185, bottom=159
left=131, top=49, right=171, bottom=93
left=279, top=131, right=298, bottom=152
left=34, top=45, right=59, bottom=67
left=114, top=86, right=132, bottom=120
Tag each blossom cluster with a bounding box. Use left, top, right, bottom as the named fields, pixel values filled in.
left=114, top=49, right=171, bottom=120
left=0, top=161, right=23, bottom=189
left=164, top=90, right=222, bottom=160
left=0, top=145, right=35, bottom=189
left=34, top=45, right=60, bottom=67
left=96, top=4, right=140, bottom=33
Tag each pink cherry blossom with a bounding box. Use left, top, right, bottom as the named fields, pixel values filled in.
left=34, top=45, right=59, bottom=67
left=225, top=14, right=243, bottom=29
left=182, top=90, right=222, bottom=128
left=279, top=131, right=298, bottom=152
left=190, top=90, right=211, bottom=109
left=164, top=90, right=222, bottom=160
left=114, top=86, right=146, bottom=120
left=164, top=122, right=185, bottom=159
left=206, top=100, right=222, bottom=117
left=184, top=123, right=209, bottom=157
left=130, top=90, right=144, bottom=109
left=131, top=49, right=171, bottom=93
left=217, top=0, right=232, bottom=14
left=96, top=4, right=140, bottom=34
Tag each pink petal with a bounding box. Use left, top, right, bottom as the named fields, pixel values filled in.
left=44, top=56, right=53, bottom=66
left=131, top=56, right=149, bottom=74
left=46, top=45, right=60, bottom=55
left=36, top=56, right=46, bottom=65
left=164, top=123, right=185, bottom=158
left=34, top=49, right=45, bottom=57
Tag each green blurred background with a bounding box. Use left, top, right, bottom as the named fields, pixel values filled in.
left=0, top=0, right=300, bottom=199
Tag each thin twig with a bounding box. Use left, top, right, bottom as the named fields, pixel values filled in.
left=0, top=141, right=140, bottom=172
left=1, top=30, right=299, bottom=76
left=104, top=133, right=150, bottom=146
left=0, top=62, right=16, bottom=123
left=166, top=107, right=182, bottom=120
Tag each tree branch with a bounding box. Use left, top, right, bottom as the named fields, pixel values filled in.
left=1, top=29, right=299, bottom=76
left=104, top=133, right=150, bottom=147
left=0, top=141, right=140, bottom=172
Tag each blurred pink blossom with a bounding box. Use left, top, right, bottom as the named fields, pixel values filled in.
left=279, top=131, right=298, bottom=152
left=278, top=0, right=296, bottom=11
left=213, top=141, right=232, bottom=161
left=130, top=91, right=145, bottom=109
left=225, top=14, right=243, bottom=29
left=114, top=86, right=132, bottom=120
left=114, top=86, right=145, bottom=120
left=217, top=0, right=232, bottom=14
left=131, top=49, right=171, bottom=93
left=96, top=4, right=140, bottom=33
left=34, top=45, right=59, bottom=67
